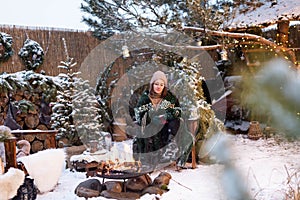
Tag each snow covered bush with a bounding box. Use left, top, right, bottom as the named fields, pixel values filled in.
left=51, top=72, right=105, bottom=148
left=51, top=45, right=106, bottom=148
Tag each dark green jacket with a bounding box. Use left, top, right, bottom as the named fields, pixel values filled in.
left=134, top=90, right=181, bottom=126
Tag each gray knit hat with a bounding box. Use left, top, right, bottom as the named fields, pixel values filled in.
left=150, top=70, right=168, bottom=87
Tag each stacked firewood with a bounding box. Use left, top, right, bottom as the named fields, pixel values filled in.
left=0, top=71, right=59, bottom=152
left=1, top=92, right=55, bottom=130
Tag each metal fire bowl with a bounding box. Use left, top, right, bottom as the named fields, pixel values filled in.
left=97, top=170, right=149, bottom=180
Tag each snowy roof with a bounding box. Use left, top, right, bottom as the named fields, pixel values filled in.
left=226, top=0, right=300, bottom=30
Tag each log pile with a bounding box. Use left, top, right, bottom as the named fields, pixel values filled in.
left=0, top=91, right=53, bottom=130
left=0, top=71, right=59, bottom=152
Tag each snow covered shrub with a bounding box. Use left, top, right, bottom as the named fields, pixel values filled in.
left=51, top=43, right=106, bottom=147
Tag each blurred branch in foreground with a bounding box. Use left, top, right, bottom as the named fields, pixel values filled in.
left=241, top=58, right=300, bottom=139
left=206, top=133, right=251, bottom=200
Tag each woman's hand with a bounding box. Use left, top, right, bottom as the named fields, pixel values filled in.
left=152, top=114, right=167, bottom=125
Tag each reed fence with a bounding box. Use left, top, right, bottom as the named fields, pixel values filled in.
left=0, top=25, right=100, bottom=76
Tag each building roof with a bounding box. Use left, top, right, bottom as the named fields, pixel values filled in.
left=225, top=0, right=300, bottom=30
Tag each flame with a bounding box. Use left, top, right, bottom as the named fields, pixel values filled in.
left=97, top=159, right=142, bottom=175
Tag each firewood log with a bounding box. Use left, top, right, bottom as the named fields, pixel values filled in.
left=0, top=113, right=4, bottom=125
left=23, top=134, right=35, bottom=142
left=36, top=134, right=47, bottom=141
left=17, top=121, right=24, bottom=129
left=25, top=114, right=39, bottom=129
left=36, top=124, right=48, bottom=130
left=23, top=91, right=31, bottom=100
left=13, top=94, right=23, bottom=101
left=43, top=137, right=56, bottom=149
left=16, top=89, right=24, bottom=96
left=15, top=115, right=22, bottom=122
left=31, top=140, right=43, bottom=153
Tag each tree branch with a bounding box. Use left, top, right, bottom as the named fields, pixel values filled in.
left=182, top=26, right=296, bottom=64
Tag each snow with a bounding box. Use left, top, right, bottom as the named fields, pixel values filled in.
left=227, top=0, right=300, bottom=29
left=36, top=134, right=300, bottom=200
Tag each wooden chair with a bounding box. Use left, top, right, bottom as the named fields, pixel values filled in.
left=3, top=137, right=17, bottom=171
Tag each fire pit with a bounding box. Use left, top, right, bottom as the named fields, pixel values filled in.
left=97, top=169, right=148, bottom=180
left=96, top=168, right=151, bottom=192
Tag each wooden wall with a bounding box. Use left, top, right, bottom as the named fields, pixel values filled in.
left=0, top=25, right=100, bottom=76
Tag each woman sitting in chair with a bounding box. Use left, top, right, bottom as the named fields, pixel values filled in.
left=133, top=70, right=183, bottom=169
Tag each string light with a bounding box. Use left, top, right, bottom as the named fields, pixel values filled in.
left=122, top=45, right=130, bottom=58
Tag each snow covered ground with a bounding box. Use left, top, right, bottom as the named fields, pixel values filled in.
left=37, top=134, right=300, bottom=200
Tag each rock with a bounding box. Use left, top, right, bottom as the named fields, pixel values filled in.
left=101, top=190, right=140, bottom=200
left=104, top=181, right=123, bottom=193
left=153, top=172, right=172, bottom=187
left=125, top=174, right=152, bottom=192
left=74, top=178, right=103, bottom=198
left=141, top=186, right=164, bottom=196
left=75, top=187, right=100, bottom=199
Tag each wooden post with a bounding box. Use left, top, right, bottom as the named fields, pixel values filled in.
left=187, top=119, right=199, bottom=169
left=277, top=20, right=289, bottom=47
left=47, top=130, right=58, bottom=149
left=4, top=137, right=17, bottom=171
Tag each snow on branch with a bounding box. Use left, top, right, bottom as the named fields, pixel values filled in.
left=181, top=26, right=296, bottom=64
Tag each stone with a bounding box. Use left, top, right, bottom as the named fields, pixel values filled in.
left=75, top=187, right=100, bottom=198
left=125, top=174, right=152, bottom=192
left=104, top=181, right=123, bottom=193
left=141, top=186, right=164, bottom=196
left=74, top=178, right=103, bottom=195
left=153, top=172, right=172, bottom=186
left=101, top=190, right=140, bottom=200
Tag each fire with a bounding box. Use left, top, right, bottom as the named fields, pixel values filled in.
left=97, top=160, right=142, bottom=175
left=95, top=142, right=142, bottom=175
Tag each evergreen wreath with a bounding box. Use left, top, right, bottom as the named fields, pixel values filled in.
left=18, top=39, right=44, bottom=71
left=0, top=32, right=13, bottom=62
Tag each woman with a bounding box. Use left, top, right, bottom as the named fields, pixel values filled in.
left=133, top=70, right=182, bottom=169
